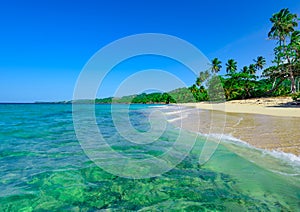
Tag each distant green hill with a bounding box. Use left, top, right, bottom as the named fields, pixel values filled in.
left=94, top=87, right=196, bottom=104
left=64, top=87, right=197, bottom=104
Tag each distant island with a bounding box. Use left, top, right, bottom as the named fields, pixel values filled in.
left=36, top=87, right=195, bottom=104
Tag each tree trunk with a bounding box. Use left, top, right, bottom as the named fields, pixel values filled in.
left=272, top=77, right=277, bottom=89
left=266, top=77, right=285, bottom=95
left=286, top=52, right=296, bottom=94
left=290, top=72, right=296, bottom=93
left=246, top=89, right=251, bottom=98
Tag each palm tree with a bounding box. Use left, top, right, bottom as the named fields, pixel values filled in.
left=291, top=30, right=300, bottom=45
left=197, top=70, right=210, bottom=86
left=268, top=9, right=299, bottom=93
left=226, top=59, right=237, bottom=75
left=242, top=66, right=249, bottom=74
left=286, top=30, right=300, bottom=94
left=268, top=8, right=298, bottom=46
left=196, top=77, right=201, bottom=87
left=254, top=56, right=266, bottom=70
left=196, top=72, right=207, bottom=87
left=190, top=84, right=198, bottom=94
left=211, top=58, right=222, bottom=74
left=248, top=64, right=257, bottom=75
left=290, top=30, right=300, bottom=59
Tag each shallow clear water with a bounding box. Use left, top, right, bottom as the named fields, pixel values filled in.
left=0, top=104, right=299, bottom=211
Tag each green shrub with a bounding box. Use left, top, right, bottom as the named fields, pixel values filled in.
left=291, top=92, right=300, bottom=101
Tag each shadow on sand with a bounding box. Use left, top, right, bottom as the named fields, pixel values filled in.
left=267, top=101, right=300, bottom=108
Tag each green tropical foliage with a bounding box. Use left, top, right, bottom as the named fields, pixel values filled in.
left=211, top=58, right=222, bottom=73
left=265, top=8, right=300, bottom=93
left=254, top=56, right=266, bottom=70
left=226, top=59, right=237, bottom=75
left=268, top=8, right=298, bottom=45
left=292, top=92, right=300, bottom=101
left=189, top=8, right=300, bottom=101
left=90, top=8, right=299, bottom=104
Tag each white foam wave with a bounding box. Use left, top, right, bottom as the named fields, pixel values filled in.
left=202, top=133, right=251, bottom=147
left=167, top=115, right=188, bottom=123
left=152, top=105, right=300, bottom=169
left=164, top=109, right=194, bottom=116
left=148, top=105, right=170, bottom=108
left=164, top=111, right=182, bottom=115
left=266, top=150, right=300, bottom=163
left=269, top=169, right=300, bottom=176
left=198, top=132, right=300, bottom=166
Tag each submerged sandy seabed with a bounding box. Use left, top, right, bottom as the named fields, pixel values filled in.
left=172, top=97, right=300, bottom=156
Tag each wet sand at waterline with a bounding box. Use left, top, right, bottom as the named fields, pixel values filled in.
left=169, top=98, right=300, bottom=156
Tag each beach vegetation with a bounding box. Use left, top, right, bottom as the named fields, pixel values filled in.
left=188, top=8, right=300, bottom=102
left=91, top=8, right=299, bottom=104
left=265, top=8, right=299, bottom=94
left=291, top=92, right=300, bottom=101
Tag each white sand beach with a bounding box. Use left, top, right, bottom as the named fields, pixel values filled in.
left=172, top=97, right=300, bottom=156
left=180, top=97, right=300, bottom=118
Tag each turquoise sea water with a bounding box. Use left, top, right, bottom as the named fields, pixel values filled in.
left=0, top=104, right=299, bottom=211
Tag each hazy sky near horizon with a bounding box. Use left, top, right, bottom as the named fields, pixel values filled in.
left=1, top=0, right=300, bottom=102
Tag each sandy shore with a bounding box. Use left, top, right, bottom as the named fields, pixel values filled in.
left=181, top=97, right=300, bottom=118
left=172, top=97, right=300, bottom=156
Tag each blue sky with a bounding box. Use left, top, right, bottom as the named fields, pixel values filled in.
left=0, top=0, right=300, bottom=102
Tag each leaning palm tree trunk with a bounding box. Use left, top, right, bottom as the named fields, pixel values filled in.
left=267, top=78, right=286, bottom=95
left=272, top=77, right=277, bottom=89
left=290, top=72, right=296, bottom=93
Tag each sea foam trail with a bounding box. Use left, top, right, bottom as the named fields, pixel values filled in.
left=211, top=133, right=300, bottom=163
left=159, top=105, right=300, bottom=175
left=163, top=109, right=195, bottom=123
left=157, top=106, right=197, bottom=123
left=148, top=105, right=169, bottom=108
left=201, top=132, right=300, bottom=176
